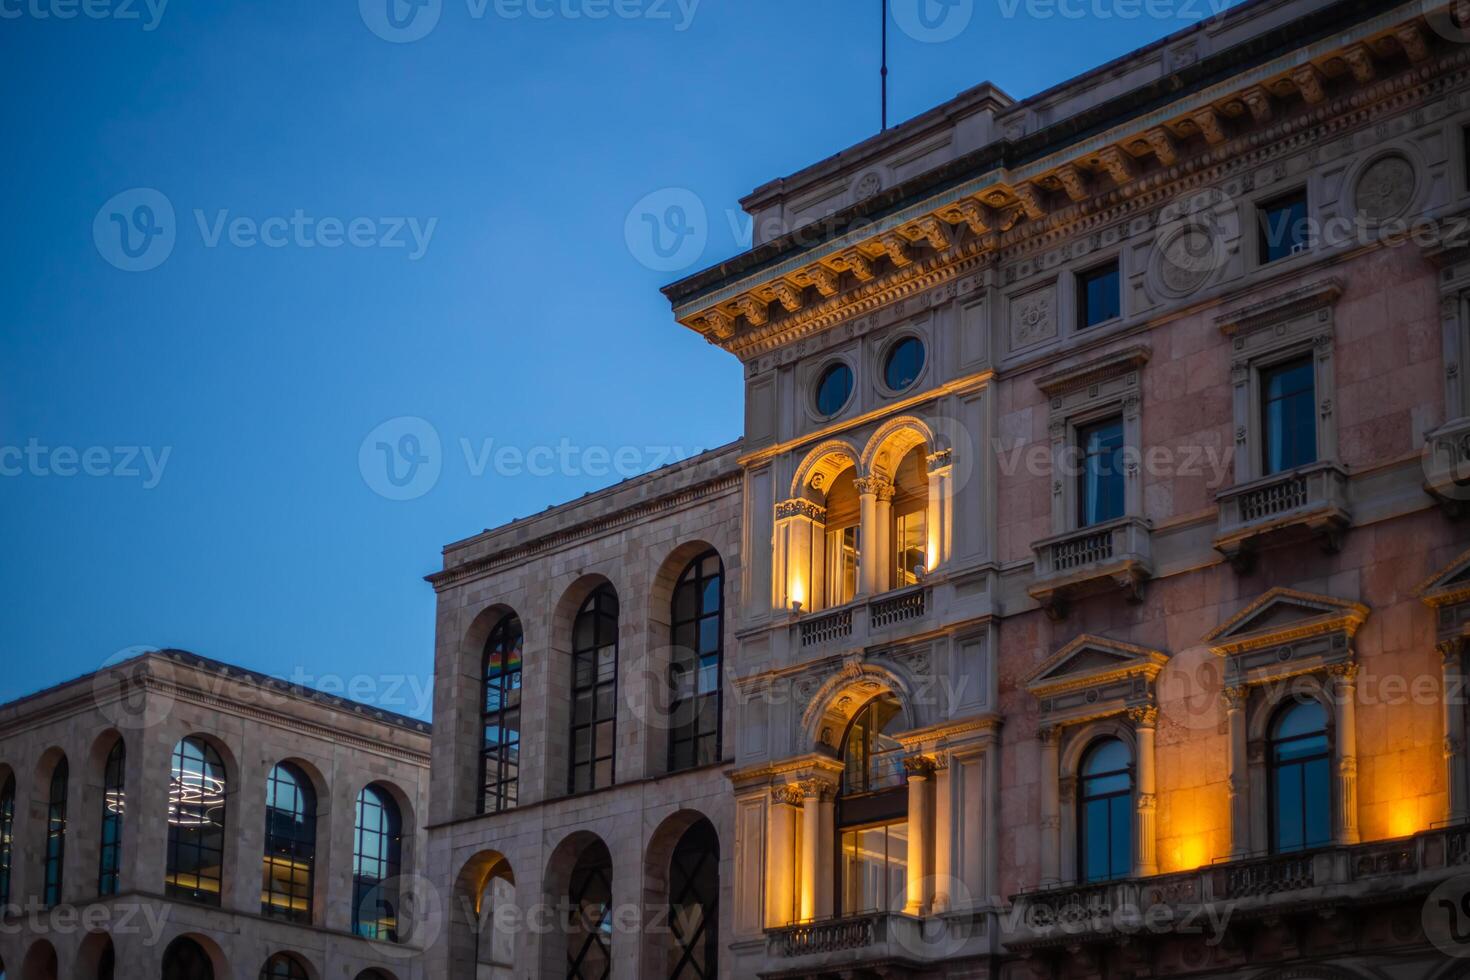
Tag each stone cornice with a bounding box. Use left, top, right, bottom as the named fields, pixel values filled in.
left=427, top=471, right=742, bottom=592
left=1215, top=277, right=1344, bottom=336
left=728, top=752, right=844, bottom=791
left=670, top=9, right=1460, bottom=361
left=1034, top=345, right=1152, bottom=397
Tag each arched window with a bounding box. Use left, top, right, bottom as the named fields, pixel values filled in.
left=259, top=953, right=309, bottom=980
left=481, top=615, right=524, bottom=814
left=43, top=757, right=68, bottom=908
left=1078, top=738, right=1133, bottom=883
left=166, top=737, right=227, bottom=906
left=353, top=785, right=403, bottom=942
left=0, top=773, right=15, bottom=907
left=837, top=694, right=908, bottom=914
left=669, top=552, right=723, bottom=773
left=475, top=868, right=517, bottom=978
left=666, top=820, right=719, bottom=980
left=822, top=468, right=861, bottom=609
left=566, top=840, right=613, bottom=980
left=98, top=740, right=125, bottom=896
left=1270, top=698, right=1332, bottom=853
left=161, top=938, right=214, bottom=980
left=890, top=448, right=928, bottom=589
left=570, top=586, right=619, bottom=795
left=263, top=763, right=316, bottom=922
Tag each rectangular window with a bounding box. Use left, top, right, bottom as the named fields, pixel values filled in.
left=1076, top=417, right=1125, bottom=528
left=1077, top=261, right=1121, bottom=329
left=839, top=821, right=908, bottom=913
left=824, top=525, right=860, bottom=608
left=1258, top=189, right=1309, bottom=264
left=892, top=510, right=927, bottom=588
left=1261, top=357, right=1317, bottom=474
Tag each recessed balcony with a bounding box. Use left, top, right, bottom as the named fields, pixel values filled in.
left=794, top=586, right=930, bottom=651
left=1213, top=461, right=1351, bottom=571
left=1029, top=516, right=1153, bottom=620
left=1424, top=416, right=1470, bottom=517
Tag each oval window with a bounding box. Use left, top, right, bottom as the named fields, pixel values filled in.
left=884, top=337, right=925, bottom=392
left=815, top=363, right=854, bottom=417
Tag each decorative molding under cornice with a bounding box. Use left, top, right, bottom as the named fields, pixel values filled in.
left=1035, top=345, right=1152, bottom=397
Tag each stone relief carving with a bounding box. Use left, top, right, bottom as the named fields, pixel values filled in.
left=1154, top=223, right=1224, bottom=297
left=1010, top=285, right=1057, bottom=349
left=853, top=171, right=884, bottom=203
left=1353, top=153, right=1415, bottom=221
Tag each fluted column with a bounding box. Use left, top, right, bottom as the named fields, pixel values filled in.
left=1223, top=687, right=1251, bottom=858
left=1443, top=640, right=1468, bottom=825
left=1130, top=707, right=1159, bottom=878
left=1331, top=663, right=1360, bottom=845
left=925, top=450, right=954, bottom=573
left=903, top=756, right=935, bottom=915
left=1039, top=726, right=1061, bottom=886
left=798, top=779, right=830, bottom=921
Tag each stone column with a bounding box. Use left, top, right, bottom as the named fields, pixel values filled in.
left=1039, top=726, right=1062, bottom=886
left=925, top=450, right=954, bottom=573
left=1223, top=687, right=1251, bottom=859
left=855, top=478, right=880, bottom=599
left=903, top=756, right=935, bottom=915
left=932, top=756, right=952, bottom=913
left=799, top=779, right=826, bottom=921
left=1331, top=663, right=1361, bottom=845
left=1443, top=640, right=1468, bottom=825
left=1130, top=707, right=1159, bottom=878
left=766, top=786, right=801, bottom=928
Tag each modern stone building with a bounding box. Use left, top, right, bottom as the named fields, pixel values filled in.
left=0, top=652, right=432, bottom=980
left=9, top=0, right=1470, bottom=976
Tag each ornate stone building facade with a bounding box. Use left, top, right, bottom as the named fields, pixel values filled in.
left=10, top=0, right=1470, bottom=977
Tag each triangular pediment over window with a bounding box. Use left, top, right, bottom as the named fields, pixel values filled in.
left=1418, top=546, right=1470, bottom=609
left=1205, top=587, right=1369, bottom=657
left=1024, top=634, right=1168, bottom=700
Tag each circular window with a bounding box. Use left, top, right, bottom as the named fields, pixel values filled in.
left=883, top=337, right=925, bottom=392
left=814, top=363, right=854, bottom=417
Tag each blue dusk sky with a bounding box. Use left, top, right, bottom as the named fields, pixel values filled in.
left=0, top=0, right=1236, bottom=717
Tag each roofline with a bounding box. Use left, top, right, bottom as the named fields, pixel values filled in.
left=661, top=0, right=1390, bottom=309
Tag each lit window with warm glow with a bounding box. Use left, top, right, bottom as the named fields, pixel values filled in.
left=838, top=695, right=908, bottom=913
left=262, top=763, right=316, bottom=922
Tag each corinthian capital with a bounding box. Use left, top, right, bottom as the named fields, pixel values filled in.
left=1128, top=706, right=1159, bottom=728
left=854, top=476, right=895, bottom=500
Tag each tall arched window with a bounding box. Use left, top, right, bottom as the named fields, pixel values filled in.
left=0, top=774, right=15, bottom=907
left=1079, top=738, right=1133, bottom=883
left=822, top=468, right=861, bottom=609
left=570, top=586, right=619, bottom=795
left=567, top=840, right=613, bottom=980
left=353, top=785, right=403, bottom=942
left=666, top=820, right=719, bottom=980
left=98, top=740, right=125, bottom=896
left=1270, top=698, right=1332, bottom=853
left=262, top=763, right=316, bottom=922
left=890, top=448, right=928, bottom=588
left=43, top=756, right=68, bottom=908
left=481, top=614, right=524, bottom=814
left=669, top=552, right=723, bottom=773
left=166, top=737, right=227, bottom=906
left=837, top=695, right=908, bottom=914
left=161, top=938, right=214, bottom=980
left=259, top=953, right=309, bottom=980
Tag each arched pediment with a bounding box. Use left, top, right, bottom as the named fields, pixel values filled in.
left=790, top=439, right=862, bottom=499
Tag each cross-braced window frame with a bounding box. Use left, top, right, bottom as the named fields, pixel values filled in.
left=668, top=553, right=723, bottom=774
left=570, top=587, right=619, bottom=795
left=567, top=842, right=613, bottom=980
left=667, top=820, right=719, bottom=980
left=480, top=614, right=524, bottom=814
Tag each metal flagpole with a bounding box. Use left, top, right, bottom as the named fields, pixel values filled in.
left=881, top=0, right=890, bottom=131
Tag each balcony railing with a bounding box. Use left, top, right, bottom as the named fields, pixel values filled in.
left=1216, top=852, right=1315, bottom=898
left=1424, top=416, right=1470, bottom=517
left=1214, top=460, right=1351, bottom=570
left=794, top=588, right=931, bottom=650
left=770, top=914, right=878, bottom=957
left=1028, top=515, right=1153, bottom=620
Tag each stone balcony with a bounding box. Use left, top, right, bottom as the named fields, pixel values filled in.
left=1002, top=829, right=1454, bottom=955
left=1028, top=516, right=1153, bottom=620
left=1424, top=416, right=1470, bottom=518
left=793, top=586, right=930, bottom=652
left=1213, top=461, right=1352, bottom=572
left=763, top=910, right=992, bottom=978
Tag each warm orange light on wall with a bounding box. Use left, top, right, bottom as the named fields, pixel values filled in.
left=790, top=577, right=806, bottom=611
left=1389, top=801, right=1421, bottom=840
left=1177, top=836, right=1208, bottom=872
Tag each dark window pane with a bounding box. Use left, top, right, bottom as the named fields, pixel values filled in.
left=1078, top=262, right=1121, bottom=329
left=1077, top=417, right=1126, bottom=527
left=815, top=363, right=854, bottom=416
left=883, top=337, right=926, bottom=391
left=1262, top=357, right=1317, bottom=474
left=1259, top=190, right=1310, bottom=263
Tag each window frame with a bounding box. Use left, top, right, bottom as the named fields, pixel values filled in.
left=262, top=762, right=317, bottom=923
left=667, top=552, right=724, bottom=775
left=569, top=586, right=620, bottom=795
left=1259, top=355, right=1319, bottom=475
left=1077, top=738, right=1135, bottom=884
left=1075, top=259, right=1122, bottom=331
left=1256, top=187, right=1311, bottom=265
left=352, top=784, right=403, bottom=943
left=1074, top=414, right=1127, bottom=529
left=1267, top=699, right=1334, bottom=855
left=0, top=773, right=14, bottom=908
left=43, top=757, right=68, bottom=908
left=480, top=614, right=524, bottom=814
left=98, top=740, right=125, bottom=897
left=165, top=737, right=228, bottom=907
